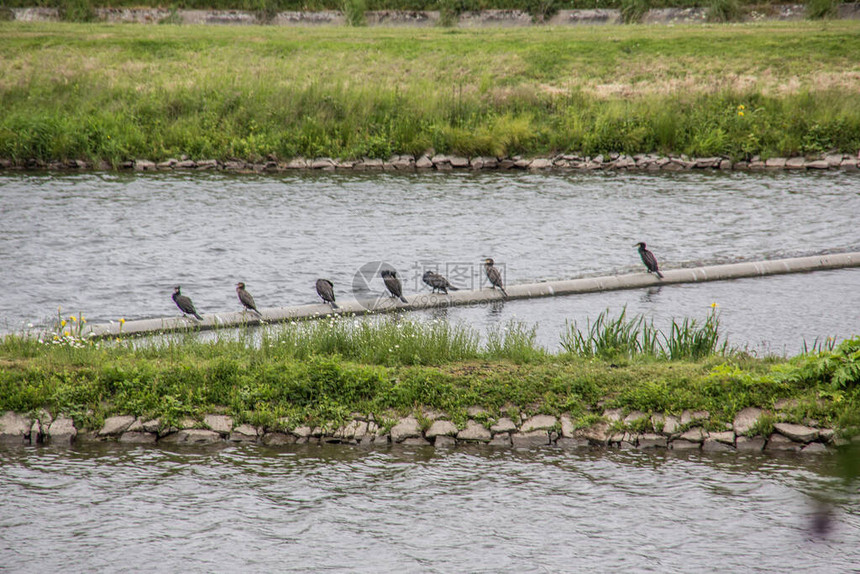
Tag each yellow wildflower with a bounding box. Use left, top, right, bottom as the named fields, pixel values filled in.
left=710, top=302, right=718, bottom=308
left=71, top=316, right=77, bottom=322
left=738, top=111, right=744, bottom=117
left=61, top=320, right=67, bottom=327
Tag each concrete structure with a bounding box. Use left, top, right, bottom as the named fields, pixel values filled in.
left=72, top=251, right=860, bottom=338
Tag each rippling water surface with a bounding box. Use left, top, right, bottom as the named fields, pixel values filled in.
left=1, top=444, right=858, bottom=572
left=1, top=169, right=859, bottom=352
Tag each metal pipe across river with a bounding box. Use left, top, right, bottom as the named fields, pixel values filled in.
left=74, top=252, right=860, bottom=338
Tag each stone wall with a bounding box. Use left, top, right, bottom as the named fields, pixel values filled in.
left=5, top=5, right=860, bottom=25
left=1, top=406, right=852, bottom=454
left=2, top=152, right=858, bottom=174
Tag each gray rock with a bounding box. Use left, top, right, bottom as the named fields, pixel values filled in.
left=204, top=414, right=233, bottom=435
left=196, top=159, right=218, bottom=170
left=142, top=419, right=161, bottom=433
left=450, top=156, right=470, bottom=168
left=785, top=157, right=806, bottom=169
left=134, top=159, right=156, bottom=171
left=766, top=433, right=801, bottom=452
left=161, top=429, right=222, bottom=444
left=733, top=407, right=763, bottom=435
left=47, top=416, right=77, bottom=444
left=291, top=425, right=313, bottom=438
left=800, top=442, right=828, bottom=454
left=735, top=436, right=765, bottom=452
left=400, top=437, right=432, bottom=446
left=466, top=406, right=488, bottom=417
left=825, top=154, right=844, bottom=167
left=602, top=408, right=623, bottom=422
left=680, top=410, right=709, bottom=425
left=819, top=428, right=835, bottom=443
left=511, top=430, right=549, bottom=447
left=529, top=158, right=552, bottom=170
left=334, top=420, right=367, bottom=440
left=491, top=417, right=518, bottom=434
left=579, top=422, right=610, bottom=445
left=434, top=435, right=457, bottom=448
left=119, top=431, right=156, bottom=444
left=421, top=409, right=446, bottom=421
left=558, top=415, right=575, bottom=438
left=229, top=424, right=258, bottom=442
left=709, top=431, right=735, bottom=445
left=719, top=159, right=733, bottom=170
left=176, top=160, right=197, bottom=168
left=426, top=420, right=458, bottom=438
left=126, top=418, right=144, bottom=432
left=457, top=420, right=491, bottom=442
left=773, top=422, right=818, bottom=443
left=806, top=160, right=829, bottom=169
left=637, top=433, right=667, bottom=449
left=702, top=439, right=733, bottom=452
left=415, top=155, right=433, bottom=169
left=390, top=417, right=422, bottom=443
left=179, top=417, right=197, bottom=429
left=99, top=415, right=136, bottom=436
left=557, top=436, right=589, bottom=449
left=520, top=414, right=557, bottom=432
left=765, top=157, right=787, bottom=168
left=286, top=158, right=308, bottom=169
left=680, top=427, right=706, bottom=443
left=650, top=413, right=665, bottom=432
left=488, top=434, right=513, bottom=447
left=262, top=432, right=295, bottom=446
left=670, top=439, right=701, bottom=451
left=662, top=415, right=680, bottom=435
left=623, top=410, right=648, bottom=425
left=773, top=398, right=799, bottom=410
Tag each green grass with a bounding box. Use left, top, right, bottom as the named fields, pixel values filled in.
left=1, top=21, right=859, bottom=164
left=2, top=315, right=858, bottom=434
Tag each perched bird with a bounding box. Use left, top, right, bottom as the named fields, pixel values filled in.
left=635, top=242, right=664, bottom=279
left=483, top=258, right=508, bottom=298
left=381, top=269, right=408, bottom=303
left=315, top=278, right=339, bottom=309
left=236, top=282, right=262, bottom=317
left=172, top=286, right=202, bottom=320
left=422, top=270, right=459, bottom=294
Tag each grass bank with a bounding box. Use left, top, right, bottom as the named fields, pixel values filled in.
left=1, top=21, right=859, bottom=164
left=2, top=314, right=858, bottom=436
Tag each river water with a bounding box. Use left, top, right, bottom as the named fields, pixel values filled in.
left=1, top=443, right=858, bottom=572
left=2, top=170, right=860, bottom=571
left=1, top=169, right=859, bottom=353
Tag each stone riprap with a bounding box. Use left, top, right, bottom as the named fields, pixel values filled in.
left=1, top=153, right=858, bottom=174
left=1, top=408, right=852, bottom=455
left=6, top=5, right=860, bottom=26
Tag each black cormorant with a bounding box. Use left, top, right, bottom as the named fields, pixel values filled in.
left=315, top=278, right=339, bottom=309
left=635, top=242, right=664, bottom=279
left=236, top=282, right=262, bottom=317
left=172, top=286, right=203, bottom=320
left=422, top=270, right=459, bottom=294
left=483, top=258, right=508, bottom=297
left=381, top=269, right=408, bottom=303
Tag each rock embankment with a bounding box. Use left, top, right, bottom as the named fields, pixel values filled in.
left=1, top=153, right=858, bottom=174
left=1, top=406, right=852, bottom=454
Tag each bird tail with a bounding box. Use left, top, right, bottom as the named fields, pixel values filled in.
left=251, top=308, right=263, bottom=317
left=448, top=285, right=459, bottom=291
left=500, top=287, right=508, bottom=298
left=656, top=270, right=664, bottom=279
left=330, top=301, right=339, bottom=309
left=193, top=312, right=203, bottom=320
left=399, top=296, right=408, bottom=304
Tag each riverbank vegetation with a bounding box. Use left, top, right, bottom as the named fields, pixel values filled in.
left=1, top=21, right=859, bottom=165
left=1, top=313, right=858, bottom=436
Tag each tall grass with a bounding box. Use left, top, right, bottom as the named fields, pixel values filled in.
left=561, top=308, right=729, bottom=360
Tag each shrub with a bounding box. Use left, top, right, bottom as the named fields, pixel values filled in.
left=806, top=0, right=839, bottom=20
left=707, top=0, right=742, bottom=22
left=620, top=0, right=649, bottom=24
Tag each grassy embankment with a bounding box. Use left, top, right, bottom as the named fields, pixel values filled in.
left=1, top=311, right=858, bottom=436
left=1, top=21, right=859, bottom=165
